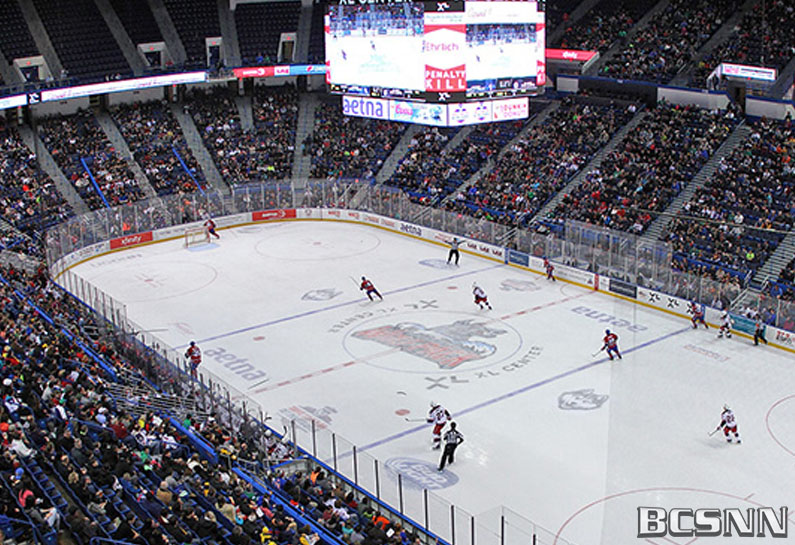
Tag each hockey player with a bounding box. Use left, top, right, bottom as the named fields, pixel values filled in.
left=185, top=341, right=201, bottom=379
left=360, top=276, right=383, bottom=301
left=544, top=257, right=556, bottom=281
left=717, top=310, right=732, bottom=338
left=602, top=329, right=622, bottom=360
left=717, top=404, right=741, bottom=443
left=472, top=283, right=492, bottom=310
left=204, top=217, right=220, bottom=239
left=427, top=401, right=451, bottom=450
left=690, top=301, right=708, bottom=329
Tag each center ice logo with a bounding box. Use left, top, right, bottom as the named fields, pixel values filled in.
left=351, top=319, right=506, bottom=369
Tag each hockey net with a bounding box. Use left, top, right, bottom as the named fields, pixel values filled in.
left=184, top=227, right=210, bottom=248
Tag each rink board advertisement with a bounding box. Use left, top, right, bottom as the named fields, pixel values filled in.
left=325, top=0, right=545, bottom=100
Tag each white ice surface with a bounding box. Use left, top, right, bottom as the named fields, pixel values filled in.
left=70, top=221, right=795, bottom=545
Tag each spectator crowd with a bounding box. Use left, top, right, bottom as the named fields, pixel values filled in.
left=111, top=100, right=207, bottom=196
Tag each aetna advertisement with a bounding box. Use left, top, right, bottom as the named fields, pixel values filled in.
left=341, top=95, right=528, bottom=126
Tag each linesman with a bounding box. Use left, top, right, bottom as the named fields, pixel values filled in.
left=438, top=422, right=464, bottom=471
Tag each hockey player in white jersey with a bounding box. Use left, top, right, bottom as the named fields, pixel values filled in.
left=718, top=310, right=733, bottom=338
left=717, top=405, right=741, bottom=443
left=427, top=401, right=451, bottom=450
left=472, top=283, right=492, bottom=310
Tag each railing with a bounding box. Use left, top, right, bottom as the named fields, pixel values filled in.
left=43, top=180, right=795, bottom=545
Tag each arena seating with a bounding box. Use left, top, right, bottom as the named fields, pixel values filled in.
left=446, top=98, right=638, bottom=225
left=0, top=258, right=431, bottom=545
left=776, top=258, right=795, bottom=300
left=545, top=0, right=587, bottom=35
left=690, top=0, right=795, bottom=88
left=599, top=0, right=741, bottom=83
left=251, top=84, right=299, bottom=180
left=37, top=111, right=146, bottom=210
left=553, top=0, right=657, bottom=53
left=110, top=101, right=207, bottom=196
left=187, top=85, right=298, bottom=185
left=162, top=0, right=221, bottom=68
left=0, top=2, right=39, bottom=67
left=548, top=102, right=740, bottom=233
left=32, top=0, right=131, bottom=82
left=664, top=117, right=794, bottom=278
left=385, top=118, right=529, bottom=206
left=0, top=121, right=72, bottom=238
left=109, top=0, right=164, bottom=48
left=308, top=102, right=407, bottom=180
left=187, top=86, right=253, bottom=185
left=386, top=127, right=461, bottom=203
left=236, top=2, right=302, bottom=66
left=308, top=0, right=326, bottom=64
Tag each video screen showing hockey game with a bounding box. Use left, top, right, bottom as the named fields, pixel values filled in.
left=326, top=0, right=545, bottom=101
left=466, top=23, right=539, bottom=96
left=326, top=1, right=426, bottom=98
left=465, top=1, right=545, bottom=98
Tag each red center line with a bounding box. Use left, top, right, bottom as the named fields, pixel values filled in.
left=248, top=348, right=398, bottom=394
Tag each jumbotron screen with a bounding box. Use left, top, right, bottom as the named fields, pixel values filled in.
left=325, top=0, right=545, bottom=102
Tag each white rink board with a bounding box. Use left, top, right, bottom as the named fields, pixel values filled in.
left=68, top=220, right=795, bottom=545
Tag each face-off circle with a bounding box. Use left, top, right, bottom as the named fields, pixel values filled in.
left=255, top=225, right=381, bottom=260
left=88, top=261, right=218, bottom=303
left=343, top=310, right=523, bottom=374
left=766, top=394, right=795, bottom=458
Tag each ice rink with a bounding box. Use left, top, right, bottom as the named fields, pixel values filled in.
left=68, top=220, right=795, bottom=544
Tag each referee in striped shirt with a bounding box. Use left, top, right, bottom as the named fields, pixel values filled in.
left=438, top=422, right=464, bottom=471
left=447, top=237, right=461, bottom=266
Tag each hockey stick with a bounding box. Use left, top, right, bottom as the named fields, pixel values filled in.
left=404, top=417, right=426, bottom=423
left=592, top=346, right=605, bottom=357
left=349, top=276, right=361, bottom=289
left=708, top=427, right=721, bottom=437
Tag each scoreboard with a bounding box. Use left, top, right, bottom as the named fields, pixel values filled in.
left=325, top=0, right=545, bottom=124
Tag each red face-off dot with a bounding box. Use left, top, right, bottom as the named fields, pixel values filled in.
left=253, top=336, right=266, bottom=341
left=395, top=409, right=410, bottom=416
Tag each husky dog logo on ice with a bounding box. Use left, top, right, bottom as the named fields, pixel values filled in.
left=352, top=319, right=507, bottom=369
left=558, top=389, right=609, bottom=411
left=500, top=278, right=540, bottom=292
left=302, top=288, right=343, bottom=301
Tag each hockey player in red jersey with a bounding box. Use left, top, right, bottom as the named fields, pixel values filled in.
left=427, top=401, right=451, bottom=449
left=689, top=301, right=708, bottom=329
left=543, top=257, right=556, bottom=281
left=204, top=218, right=220, bottom=239
left=185, top=341, right=201, bottom=378
left=716, top=405, right=741, bottom=443
left=601, top=329, right=622, bottom=360
left=472, top=283, right=492, bottom=310
left=360, top=276, right=383, bottom=301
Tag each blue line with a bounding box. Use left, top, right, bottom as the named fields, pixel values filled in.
left=172, top=146, right=206, bottom=196
left=355, top=326, right=692, bottom=453
left=80, top=157, right=111, bottom=209
left=180, top=263, right=504, bottom=348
